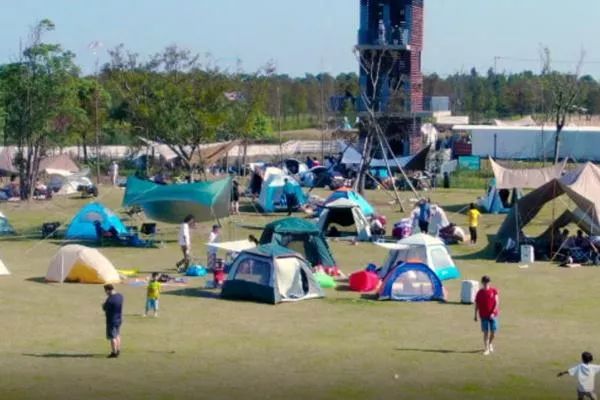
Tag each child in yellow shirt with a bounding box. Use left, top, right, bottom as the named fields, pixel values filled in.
left=144, top=272, right=161, bottom=317
left=467, top=203, right=481, bottom=245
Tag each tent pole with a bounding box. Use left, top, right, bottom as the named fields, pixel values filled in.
left=375, top=123, right=420, bottom=199
left=373, top=127, right=405, bottom=212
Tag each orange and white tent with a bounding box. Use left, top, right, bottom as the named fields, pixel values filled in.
left=46, top=245, right=120, bottom=284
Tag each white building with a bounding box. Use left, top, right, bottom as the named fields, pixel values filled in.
left=453, top=125, right=600, bottom=161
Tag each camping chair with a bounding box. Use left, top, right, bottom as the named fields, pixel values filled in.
left=569, top=247, right=596, bottom=265
left=140, top=223, right=158, bottom=247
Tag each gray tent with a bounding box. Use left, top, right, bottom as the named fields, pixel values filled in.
left=221, top=244, right=325, bottom=305
left=496, top=162, right=600, bottom=250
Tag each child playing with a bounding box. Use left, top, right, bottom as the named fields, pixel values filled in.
left=467, top=203, right=481, bottom=245
left=558, top=351, right=600, bottom=400
left=144, top=272, right=161, bottom=317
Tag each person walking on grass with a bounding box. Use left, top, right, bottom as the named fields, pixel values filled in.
left=558, top=352, right=600, bottom=400
left=417, top=198, right=432, bottom=234
left=283, top=178, right=296, bottom=216
left=176, top=215, right=195, bottom=273
left=467, top=203, right=481, bottom=245
left=102, top=284, right=123, bottom=359
left=474, top=275, right=499, bottom=356
left=230, top=180, right=240, bottom=215
left=144, top=273, right=161, bottom=318
left=207, top=224, right=221, bottom=270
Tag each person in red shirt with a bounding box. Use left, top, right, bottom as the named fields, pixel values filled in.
left=474, top=275, right=499, bottom=356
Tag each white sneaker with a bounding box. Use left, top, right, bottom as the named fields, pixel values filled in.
left=483, top=349, right=490, bottom=356
left=489, top=344, right=494, bottom=353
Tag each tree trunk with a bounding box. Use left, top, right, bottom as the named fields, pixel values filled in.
left=355, top=131, right=374, bottom=195
left=82, top=132, right=88, bottom=163
left=553, top=127, right=562, bottom=165
left=241, top=139, right=248, bottom=176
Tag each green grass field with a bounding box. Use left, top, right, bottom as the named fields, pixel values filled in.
left=0, top=185, right=596, bottom=399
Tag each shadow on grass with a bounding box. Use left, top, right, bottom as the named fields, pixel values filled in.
left=395, top=347, right=481, bottom=355
left=162, top=287, right=220, bottom=299
left=452, top=235, right=496, bottom=261
left=23, top=352, right=104, bottom=359
left=25, top=277, right=47, bottom=284
left=443, top=203, right=469, bottom=214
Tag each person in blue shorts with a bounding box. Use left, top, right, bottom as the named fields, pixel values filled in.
left=102, top=284, right=124, bottom=358
left=474, top=275, right=499, bottom=356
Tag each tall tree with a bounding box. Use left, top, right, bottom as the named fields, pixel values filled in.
left=0, top=19, right=79, bottom=199
left=540, top=46, right=585, bottom=163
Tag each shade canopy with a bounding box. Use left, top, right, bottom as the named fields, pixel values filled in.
left=122, top=176, right=231, bottom=224
left=489, top=157, right=566, bottom=189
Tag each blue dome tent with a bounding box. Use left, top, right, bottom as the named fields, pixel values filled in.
left=323, top=188, right=375, bottom=217
left=378, top=262, right=445, bottom=302
left=258, top=175, right=306, bottom=213
left=66, top=203, right=127, bottom=240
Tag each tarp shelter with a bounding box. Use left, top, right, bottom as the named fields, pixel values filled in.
left=46, top=168, right=93, bottom=195
left=190, top=140, right=241, bottom=166
left=46, top=245, right=120, bottom=284
left=39, top=154, right=79, bottom=173
left=66, top=203, right=127, bottom=241
left=258, top=174, right=306, bottom=213
left=489, top=158, right=566, bottom=190
left=0, top=211, right=16, bottom=236
left=323, top=188, right=375, bottom=217
left=259, top=217, right=336, bottom=267
left=378, top=262, right=445, bottom=301
left=122, top=176, right=231, bottom=224
left=221, top=244, right=325, bottom=304
left=318, top=198, right=372, bottom=241
left=376, top=234, right=460, bottom=281
left=496, top=162, right=600, bottom=248
left=341, top=145, right=430, bottom=171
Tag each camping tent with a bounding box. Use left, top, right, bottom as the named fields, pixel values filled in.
left=46, top=245, right=120, bottom=284
left=341, top=145, right=430, bottom=171
left=0, top=258, right=10, bottom=275
left=378, top=262, right=445, bottom=301
left=0, top=211, right=16, bottom=236
left=478, top=158, right=566, bottom=214
left=122, top=176, right=231, bottom=224
left=259, top=217, right=336, bottom=267
left=318, top=198, right=372, bottom=241
left=221, top=244, right=325, bottom=304
left=258, top=174, right=306, bottom=213
left=66, top=203, right=127, bottom=241
left=496, top=162, right=600, bottom=249
left=376, top=234, right=460, bottom=281
left=0, top=147, right=17, bottom=175
left=409, top=204, right=451, bottom=235
left=39, top=154, right=79, bottom=173
left=478, top=179, right=523, bottom=214
left=47, top=168, right=93, bottom=195
left=323, top=188, right=375, bottom=217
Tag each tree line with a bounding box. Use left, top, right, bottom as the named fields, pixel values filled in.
left=0, top=20, right=595, bottom=197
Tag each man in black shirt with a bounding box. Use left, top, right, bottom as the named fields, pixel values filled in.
left=102, top=284, right=124, bottom=358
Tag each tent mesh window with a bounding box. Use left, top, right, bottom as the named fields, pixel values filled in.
left=430, top=247, right=453, bottom=269
left=391, top=271, right=435, bottom=299
left=233, top=258, right=271, bottom=286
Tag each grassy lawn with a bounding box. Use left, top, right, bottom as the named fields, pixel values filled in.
left=0, top=185, right=595, bottom=399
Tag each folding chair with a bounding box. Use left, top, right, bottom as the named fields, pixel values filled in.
left=569, top=247, right=593, bottom=264
left=140, top=223, right=157, bottom=247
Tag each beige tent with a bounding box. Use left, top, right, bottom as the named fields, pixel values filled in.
left=489, top=157, right=567, bottom=189
left=496, top=162, right=600, bottom=246
left=39, top=154, right=79, bottom=173
left=0, top=258, right=9, bottom=275
left=46, top=245, right=120, bottom=284
left=0, top=147, right=17, bottom=174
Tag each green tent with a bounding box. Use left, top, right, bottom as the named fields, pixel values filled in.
left=259, top=217, right=337, bottom=268
left=122, top=176, right=231, bottom=224
left=221, top=244, right=325, bottom=304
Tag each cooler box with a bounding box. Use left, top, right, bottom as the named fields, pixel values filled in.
left=460, top=280, right=479, bottom=304
left=520, top=245, right=534, bottom=264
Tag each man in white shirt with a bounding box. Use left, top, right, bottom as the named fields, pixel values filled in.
left=176, top=215, right=195, bottom=272
left=207, top=224, right=221, bottom=270
left=109, top=161, right=119, bottom=186
left=558, top=351, right=600, bottom=399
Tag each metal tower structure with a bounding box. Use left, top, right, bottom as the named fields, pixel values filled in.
left=356, top=0, right=424, bottom=156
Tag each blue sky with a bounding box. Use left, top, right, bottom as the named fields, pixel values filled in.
left=1, top=0, right=599, bottom=77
